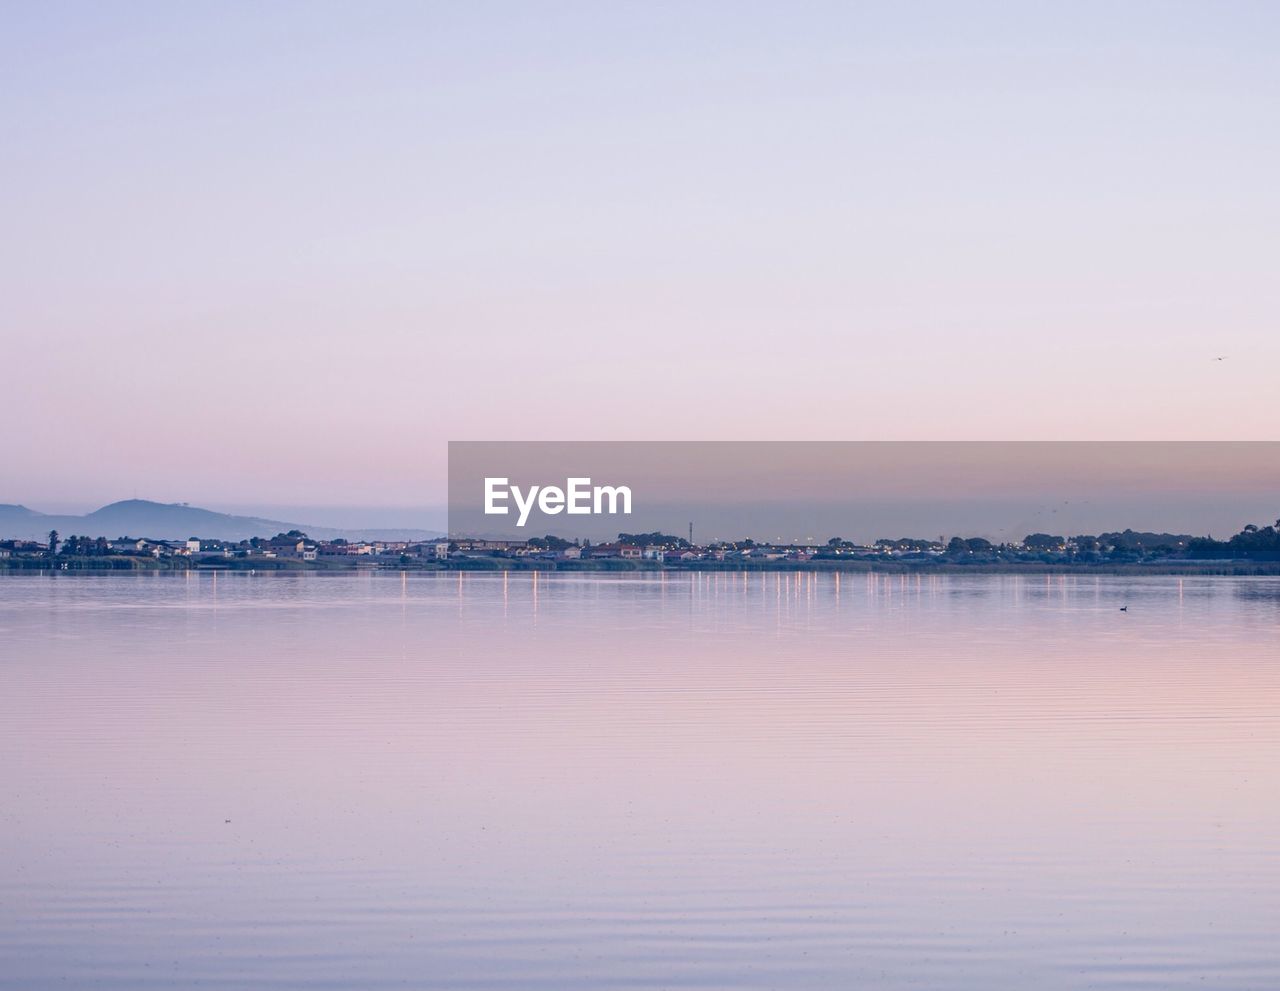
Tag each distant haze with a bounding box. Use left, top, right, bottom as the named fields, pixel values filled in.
left=0, top=501, right=443, bottom=543
left=213, top=504, right=448, bottom=533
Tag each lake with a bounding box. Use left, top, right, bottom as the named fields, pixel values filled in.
left=1, top=572, right=1277, bottom=989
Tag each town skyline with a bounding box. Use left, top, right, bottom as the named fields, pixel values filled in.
left=6, top=497, right=1279, bottom=573
left=4, top=489, right=1279, bottom=551
left=7, top=516, right=1280, bottom=573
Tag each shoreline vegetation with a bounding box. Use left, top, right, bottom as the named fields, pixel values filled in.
left=4, top=519, right=1280, bottom=576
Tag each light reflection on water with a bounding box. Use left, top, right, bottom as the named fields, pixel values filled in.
left=1, top=572, right=1278, bottom=990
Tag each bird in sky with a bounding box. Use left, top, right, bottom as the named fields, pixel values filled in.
left=1215, top=355, right=1229, bottom=361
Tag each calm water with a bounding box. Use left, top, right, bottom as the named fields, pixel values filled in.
left=1, top=572, right=1278, bottom=990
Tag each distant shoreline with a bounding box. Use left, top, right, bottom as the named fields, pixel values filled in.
left=5, top=558, right=1279, bottom=577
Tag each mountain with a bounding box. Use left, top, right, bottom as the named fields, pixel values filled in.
left=0, top=500, right=443, bottom=543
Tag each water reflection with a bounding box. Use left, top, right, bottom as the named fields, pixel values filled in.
left=0, top=573, right=1277, bottom=990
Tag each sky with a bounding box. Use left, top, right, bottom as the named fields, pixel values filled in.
left=3, top=2, right=1278, bottom=518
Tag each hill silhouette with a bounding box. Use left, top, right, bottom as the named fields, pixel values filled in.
left=0, top=500, right=442, bottom=543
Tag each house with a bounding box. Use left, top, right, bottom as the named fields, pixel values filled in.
left=618, top=545, right=642, bottom=559
left=319, top=541, right=376, bottom=557
left=192, top=540, right=235, bottom=558
left=434, top=542, right=450, bottom=560
left=267, top=536, right=318, bottom=560
left=7, top=540, right=49, bottom=556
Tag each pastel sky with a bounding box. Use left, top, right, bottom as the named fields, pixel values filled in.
left=3, top=2, right=1278, bottom=516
